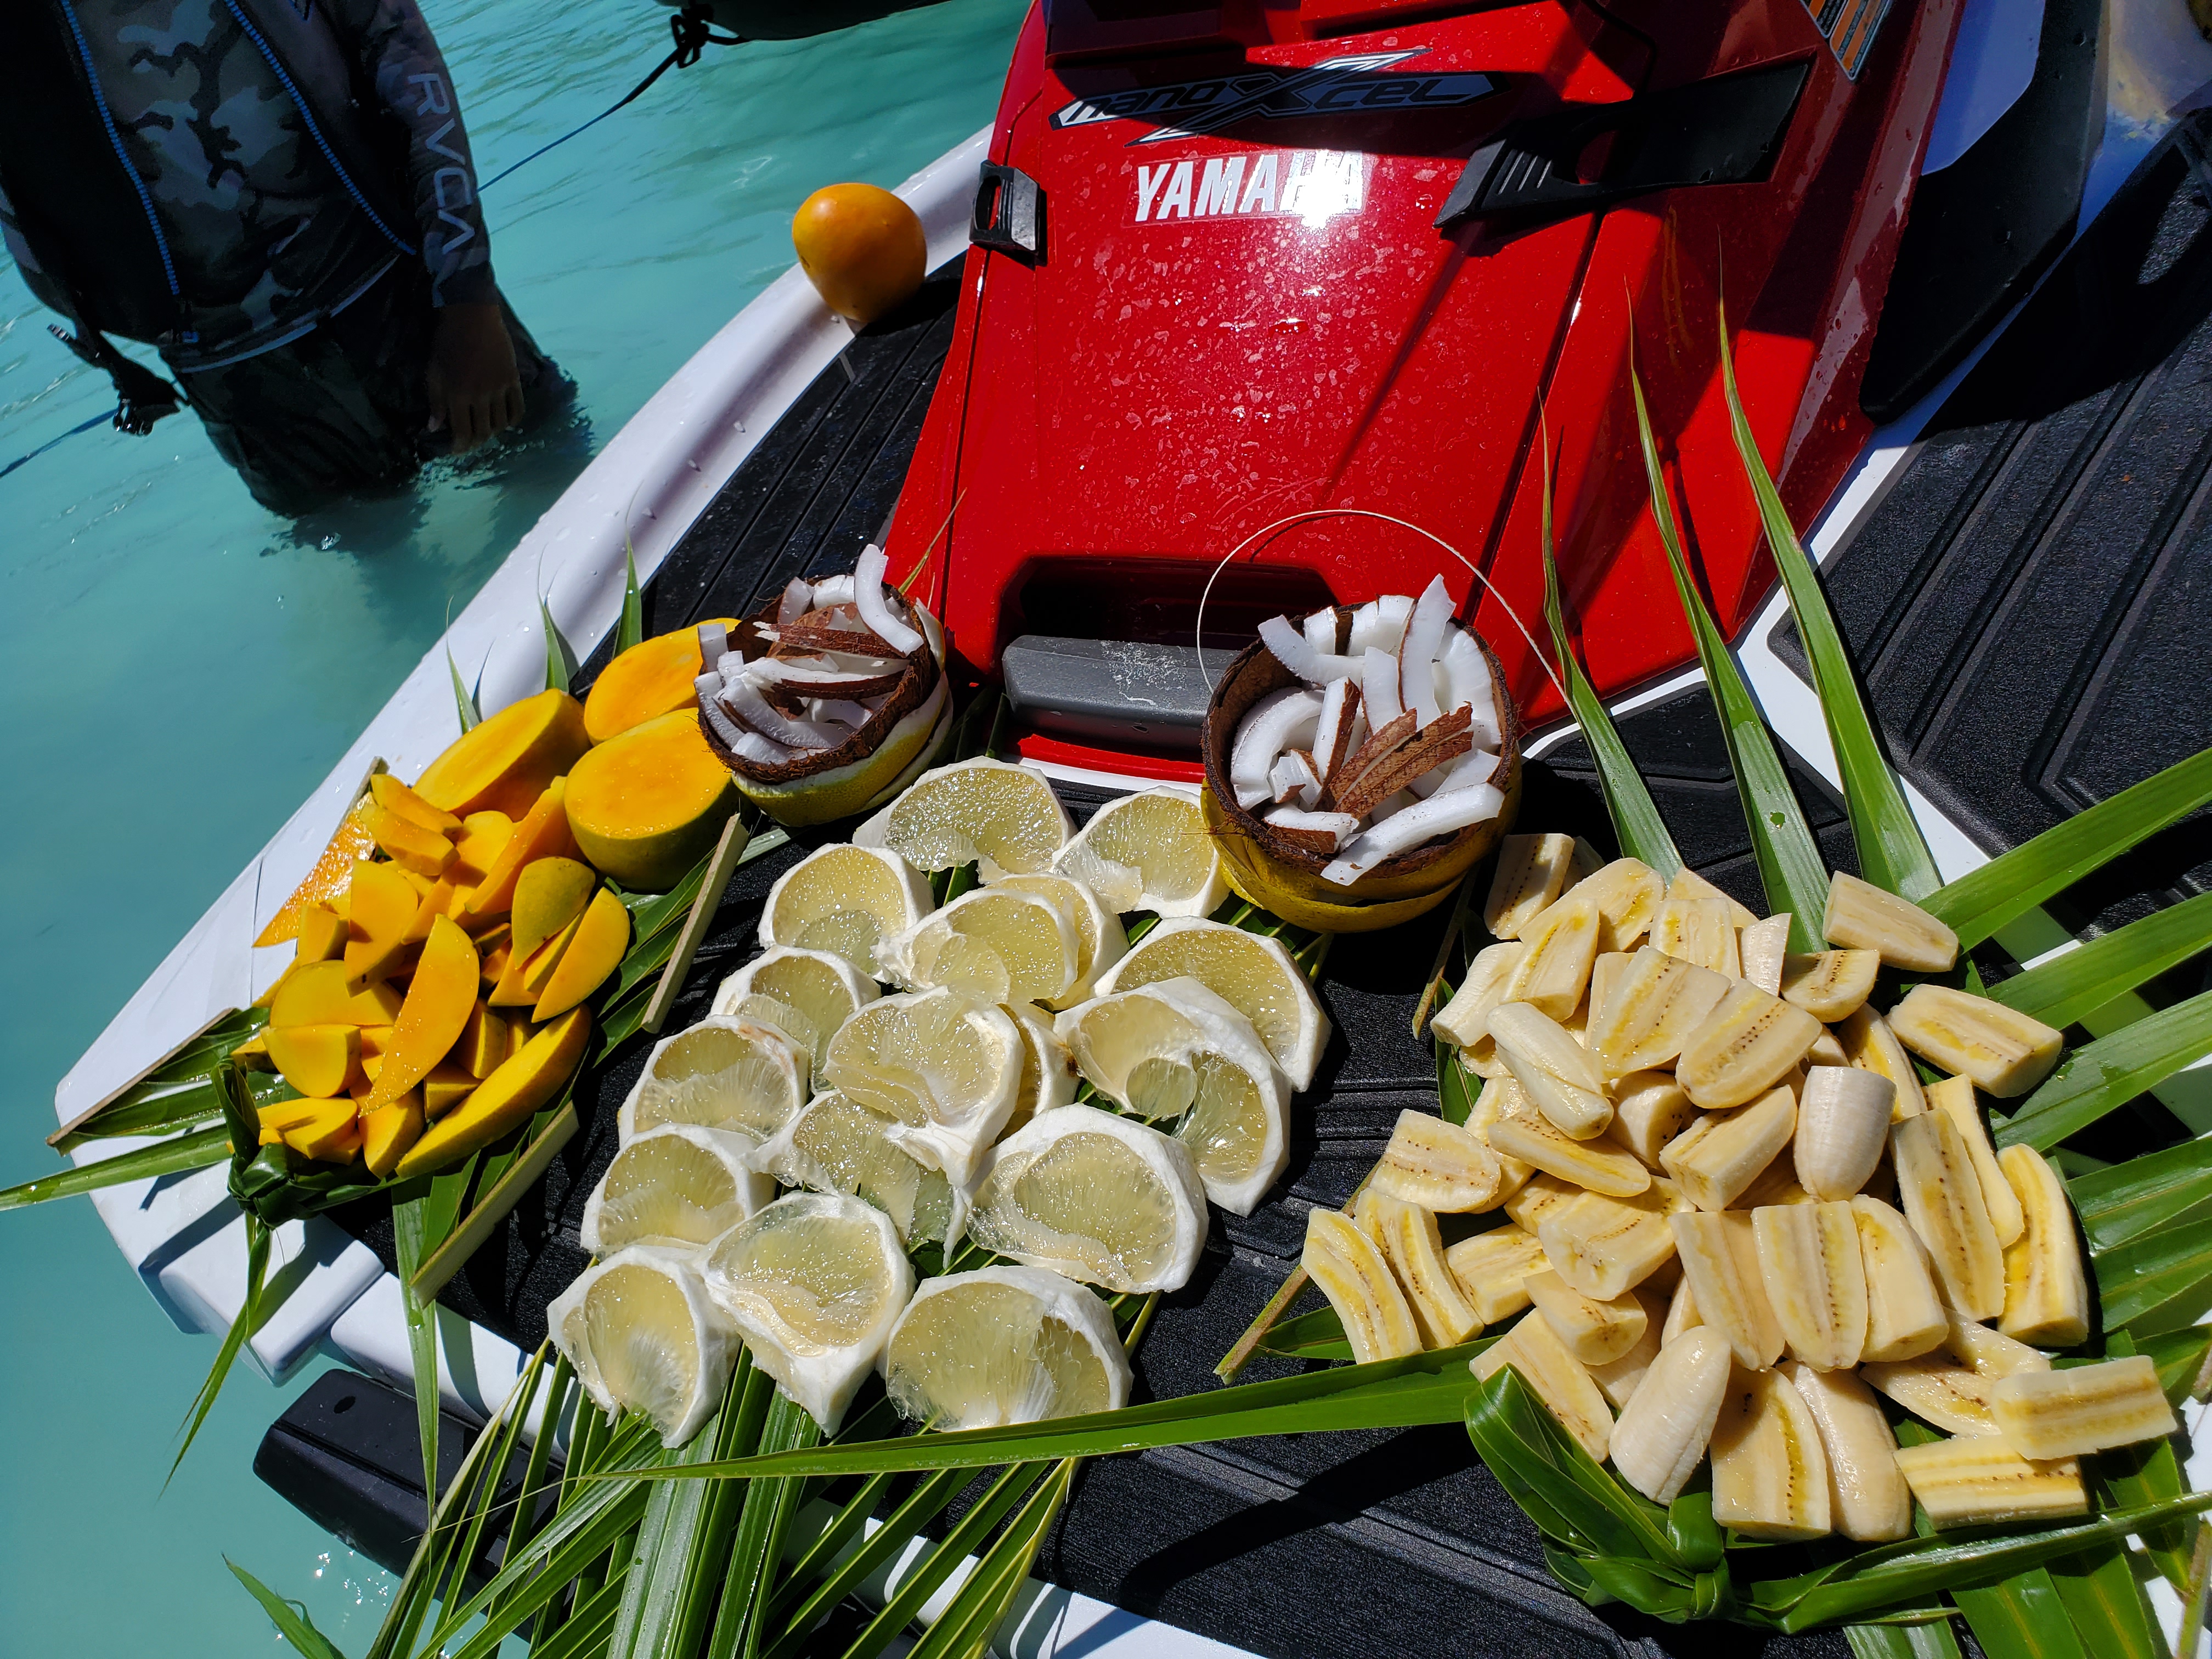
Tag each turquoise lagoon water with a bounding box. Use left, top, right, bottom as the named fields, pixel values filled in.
left=0, top=1, right=1022, bottom=1649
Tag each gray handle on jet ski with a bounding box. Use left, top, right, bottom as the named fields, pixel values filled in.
left=973, top=161, right=1045, bottom=262
left=1435, top=59, right=1809, bottom=233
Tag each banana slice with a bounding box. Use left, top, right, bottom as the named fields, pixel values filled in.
left=1503, top=1172, right=1588, bottom=1234
left=1669, top=867, right=1760, bottom=929
left=1607, top=1071, right=1697, bottom=1169
left=1783, top=1362, right=1910, bottom=1541
left=1752, top=1201, right=1867, bottom=1372
left=1446, top=1225, right=1548, bottom=1325
left=1660, top=1086, right=1797, bottom=1212
left=1566, top=857, right=1665, bottom=953
left=1483, top=833, right=1576, bottom=940
left=1489, top=1107, right=1651, bottom=1198
left=1925, top=1075, right=2023, bottom=1246
left=1469, top=1301, right=1613, bottom=1462
left=1792, top=1066, right=1895, bottom=1200
left=1498, top=891, right=1601, bottom=1020
left=1892, top=1110, right=2006, bottom=1321
left=1676, top=984, right=1821, bottom=1110
left=1662, top=1272, right=1702, bottom=1346
left=1891, top=985, right=2063, bottom=1099
left=1465, top=1075, right=1536, bottom=1199
left=1369, top=1109, right=1504, bottom=1212
left=1608, top=1325, right=1731, bottom=1502
left=1710, top=1366, right=1832, bottom=1540
left=1941, top=1307, right=2049, bottom=1378
left=1431, top=940, right=1527, bottom=1053
left=1670, top=1210, right=1785, bottom=1370
left=1860, top=1353, right=1999, bottom=1435
left=1489, top=1002, right=1612, bottom=1138
left=1739, top=914, right=1792, bottom=995
left=1990, top=1355, right=2178, bottom=1459
left=1853, top=1195, right=1949, bottom=1363
left=1996, top=1144, right=2089, bottom=1347
left=1525, top=1268, right=1648, bottom=1364
left=1585, top=1286, right=1671, bottom=1409
left=1892, top=1435, right=2086, bottom=1528
left=1356, top=1191, right=1481, bottom=1347
left=1822, top=872, right=1956, bottom=973
left=1587, top=947, right=1731, bottom=1077
left=1780, top=950, right=1879, bottom=1023
left=1650, top=896, right=1742, bottom=978
left=1305, top=1205, right=1422, bottom=1363
left=1835, top=1006, right=1927, bottom=1119
left=1536, top=1180, right=1686, bottom=1301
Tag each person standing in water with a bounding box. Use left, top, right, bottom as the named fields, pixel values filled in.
left=0, top=0, right=562, bottom=515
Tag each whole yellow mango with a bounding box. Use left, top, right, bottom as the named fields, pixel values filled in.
left=793, top=183, right=926, bottom=327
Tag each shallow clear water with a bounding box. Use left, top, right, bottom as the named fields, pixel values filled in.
left=0, top=0, right=1020, bottom=1647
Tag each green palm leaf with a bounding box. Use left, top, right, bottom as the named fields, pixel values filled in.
left=618, top=541, right=647, bottom=654
left=2069, top=1138, right=2212, bottom=1252
left=1994, top=987, right=2212, bottom=1150
left=1630, top=365, right=1829, bottom=949
left=1988, top=891, right=2212, bottom=1031
left=168, top=1212, right=269, bottom=1487
left=2091, top=1211, right=2212, bottom=1332
left=228, top=1560, right=351, bottom=1659
left=448, top=646, right=480, bottom=732
left=0, top=1123, right=230, bottom=1210
left=1922, top=746, right=2212, bottom=948
left=543, top=592, right=576, bottom=695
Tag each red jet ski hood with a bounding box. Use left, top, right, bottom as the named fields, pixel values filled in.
left=888, top=0, right=1961, bottom=779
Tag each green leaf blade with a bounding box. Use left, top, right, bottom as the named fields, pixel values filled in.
left=449, top=646, right=481, bottom=732
left=1988, top=891, right=2212, bottom=1031
left=0, top=1124, right=230, bottom=1211
left=1995, top=987, right=2212, bottom=1151
left=618, top=541, right=646, bottom=654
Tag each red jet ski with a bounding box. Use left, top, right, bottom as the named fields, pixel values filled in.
left=884, top=0, right=1962, bottom=778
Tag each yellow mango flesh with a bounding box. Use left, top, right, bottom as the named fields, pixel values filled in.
left=365, top=916, right=482, bottom=1111
left=258, top=1098, right=328, bottom=1137
left=346, top=861, right=422, bottom=988
left=361, top=1094, right=426, bottom=1177
left=283, top=1098, right=363, bottom=1161
left=397, top=1007, right=590, bottom=1178
left=534, top=887, right=631, bottom=1020
left=450, top=811, right=515, bottom=886
left=402, top=879, right=458, bottom=944
left=365, top=803, right=458, bottom=880
left=478, top=933, right=512, bottom=991
left=565, top=709, right=739, bottom=891
left=370, top=772, right=462, bottom=836
left=422, top=1062, right=477, bottom=1119
left=255, top=797, right=379, bottom=948
left=272, top=960, right=404, bottom=1029
left=489, top=913, right=580, bottom=1007
left=296, top=904, right=347, bottom=963
left=467, top=780, right=582, bottom=919
left=458, top=1001, right=506, bottom=1078
left=512, top=857, right=597, bottom=960
left=413, top=689, right=591, bottom=820
left=583, top=620, right=738, bottom=743
left=266, top=1024, right=361, bottom=1099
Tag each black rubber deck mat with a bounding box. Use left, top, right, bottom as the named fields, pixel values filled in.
left=1775, top=110, right=2212, bottom=966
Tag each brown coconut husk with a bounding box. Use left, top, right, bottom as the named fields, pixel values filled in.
left=696, top=596, right=941, bottom=786
left=1201, top=616, right=1523, bottom=890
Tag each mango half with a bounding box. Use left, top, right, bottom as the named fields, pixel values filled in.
left=585, top=620, right=738, bottom=743
left=565, top=708, right=739, bottom=891
left=413, top=689, right=590, bottom=820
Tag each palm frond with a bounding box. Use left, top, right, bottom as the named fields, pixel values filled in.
left=618, top=541, right=647, bottom=655
left=0, top=1123, right=230, bottom=1210
left=167, top=1212, right=269, bottom=1487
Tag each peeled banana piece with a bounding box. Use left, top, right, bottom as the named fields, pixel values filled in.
left=1792, top=1066, right=1895, bottom=1200
left=1489, top=1002, right=1612, bottom=1138
left=1302, top=1206, right=1421, bottom=1364
left=1368, top=1108, right=1504, bottom=1212
left=1356, top=1190, right=1482, bottom=1349
left=1926, top=1075, right=2024, bottom=1246
left=1996, top=1144, right=2089, bottom=1347
left=1852, top=1195, right=1949, bottom=1362
left=1567, top=857, right=1664, bottom=953
left=1587, top=948, right=1731, bottom=1078
left=1607, top=1070, right=1698, bottom=1168
left=1710, top=1365, right=1833, bottom=1541
left=1465, top=1076, right=1536, bottom=1199
left=1753, top=1201, right=1867, bottom=1371
left=1889, top=985, right=2063, bottom=1099
left=1485, top=833, right=1576, bottom=941
left=1609, top=1325, right=1733, bottom=1503
left=1675, top=984, right=1822, bottom=1110
left=1892, top=1435, right=2086, bottom=1528
left=1833, top=1006, right=1927, bottom=1120
left=1989, top=1355, right=2177, bottom=1459
left=1662, top=1271, right=1701, bottom=1344
left=1942, top=1306, right=2047, bottom=1378
left=1650, top=896, right=1742, bottom=978
left=1661, top=1085, right=1798, bottom=1212
left=1469, top=1299, right=1613, bottom=1462
left=1502, top=1172, right=1586, bottom=1234
left=1446, top=1225, right=1547, bottom=1325
left=1892, top=1110, right=2006, bottom=1321
left=1536, top=1180, right=1684, bottom=1300
left=1783, top=1362, right=1911, bottom=1541
left=1671, top=1210, right=1785, bottom=1370
left=1525, top=1268, right=1648, bottom=1364
left=1859, top=1353, right=1999, bottom=1436
left=1490, top=1108, right=1651, bottom=1198
left=1671, top=867, right=1761, bottom=929
left=1500, top=893, right=1601, bottom=1021
left=1739, top=914, right=1792, bottom=996
left=1821, top=871, right=1958, bottom=973
left=1780, top=950, right=1880, bottom=1023
left=1430, top=940, right=1526, bottom=1051
left=1585, top=1286, right=1671, bottom=1408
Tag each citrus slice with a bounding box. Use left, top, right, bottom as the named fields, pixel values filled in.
left=1055, top=977, right=1290, bottom=1213
left=881, top=889, right=1080, bottom=1006
left=879, top=1265, right=1130, bottom=1430
left=966, top=1104, right=1209, bottom=1292
left=821, top=987, right=1021, bottom=1184
left=1052, top=787, right=1225, bottom=917
left=1096, top=917, right=1330, bottom=1089
left=547, top=1246, right=739, bottom=1447
left=617, top=1018, right=808, bottom=1147
left=580, top=1125, right=771, bottom=1255
left=699, top=1191, right=915, bottom=1432
left=854, top=757, right=1071, bottom=879
left=758, top=844, right=932, bottom=978
left=986, top=871, right=1128, bottom=1007
left=1005, top=1001, right=1078, bottom=1133
left=751, top=1091, right=968, bottom=1245
left=712, top=946, right=878, bottom=1071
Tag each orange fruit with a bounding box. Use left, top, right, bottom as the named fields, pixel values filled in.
left=792, top=183, right=926, bottom=326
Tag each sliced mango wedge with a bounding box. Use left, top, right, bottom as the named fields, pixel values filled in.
left=533, top=888, right=630, bottom=1020
left=364, top=916, right=481, bottom=1111
left=396, top=1007, right=589, bottom=1178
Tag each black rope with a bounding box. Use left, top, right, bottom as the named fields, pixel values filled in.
left=2, top=7, right=744, bottom=482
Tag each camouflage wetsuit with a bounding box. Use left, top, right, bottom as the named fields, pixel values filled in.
left=0, top=0, right=560, bottom=513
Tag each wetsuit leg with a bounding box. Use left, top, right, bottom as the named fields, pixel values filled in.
left=174, top=264, right=564, bottom=516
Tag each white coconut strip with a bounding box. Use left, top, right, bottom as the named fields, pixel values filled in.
left=809, top=698, right=872, bottom=728
left=698, top=620, right=729, bottom=664
left=1369, top=789, right=1417, bottom=821
left=777, top=578, right=812, bottom=625
left=1231, top=686, right=1322, bottom=803
left=1259, top=614, right=1360, bottom=684
left=1268, top=750, right=1322, bottom=807
left=695, top=673, right=723, bottom=704
left=1302, top=607, right=1340, bottom=656
left=1322, top=784, right=1506, bottom=885
left=810, top=574, right=856, bottom=607
left=1310, top=676, right=1356, bottom=782
left=1410, top=747, right=1499, bottom=800
left=817, top=647, right=907, bottom=675
left=1440, top=628, right=1500, bottom=746
left=702, top=693, right=789, bottom=763
left=715, top=650, right=751, bottom=684
left=722, top=678, right=837, bottom=749
left=1398, top=575, right=1453, bottom=727
left=853, top=545, right=925, bottom=655
left=1263, top=808, right=1361, bottom=849
left=1349, top=593, right=1413, bottom=654
left=1362, top=647, right=1404, bottom=728
left=748, top=657, right=905, bottom=697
